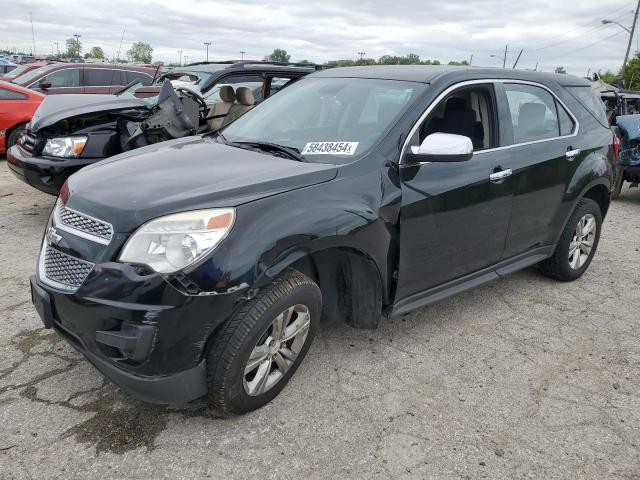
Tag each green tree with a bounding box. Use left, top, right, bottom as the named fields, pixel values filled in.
left=127, top=42, right=153, bottom=63
left=448, top=60, right=470, bottom=66
left=265, top=49, right=291, bottom=63
left=65, top=37, right=82, bottom=58
left=623, top=52, right=640, bottom=90
left=85, top=46, right=104, bottom=59
left=554, top=66, right=567, bottom=75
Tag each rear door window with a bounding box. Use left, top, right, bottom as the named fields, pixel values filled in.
left=504, top=84, right=565, bottom=143
left=85, top=68, right=123, bottom=87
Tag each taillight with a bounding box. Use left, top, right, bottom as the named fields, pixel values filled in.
left=613, top=133, right=621, bottom=165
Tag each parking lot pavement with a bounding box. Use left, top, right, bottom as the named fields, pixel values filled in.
left=0, top=160, right=639, bottom=480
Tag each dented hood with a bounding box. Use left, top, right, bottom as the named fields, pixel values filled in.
left=30, top=94, right=149, bottom=131
left=65, top=137, right=338, bottom=232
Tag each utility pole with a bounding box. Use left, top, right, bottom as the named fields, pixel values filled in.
left=240, top=51, right=246, bottom=60
left=204, top=41, right=211, bottom=62
left=29, top=12, right=36, bottom=55
left=622, top=0, right=640, bottom=82
left=177, top=49, right=183, bottom=66
left=469, top=54, right=473, bottom=66
left=357, top=51, right=366, bottom=61
left=54, top=41, right=59, bottom=56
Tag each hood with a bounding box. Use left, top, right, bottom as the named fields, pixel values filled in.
left=30, top=94, right=148, bottom=131
left=65, top=137, right=338, bottom=232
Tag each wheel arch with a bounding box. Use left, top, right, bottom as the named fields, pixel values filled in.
left=5, top=121, right=28, bottom=146
left=261, top=246, right=385, bottom=330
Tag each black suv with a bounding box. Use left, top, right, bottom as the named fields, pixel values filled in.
left=30, top=66, right=614, bottom=414
left=7, top=61, right=316, bottom=195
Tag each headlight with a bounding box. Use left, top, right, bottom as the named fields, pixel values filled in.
left=43, top=136, right=87, bottom=158
left=118, top=208, right=235, bottom=274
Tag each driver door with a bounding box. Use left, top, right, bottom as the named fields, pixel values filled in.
left=395, top=82, right=516, bottom=301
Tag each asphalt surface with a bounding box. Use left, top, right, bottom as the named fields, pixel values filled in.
left=0, top=159, right=639, bottom=480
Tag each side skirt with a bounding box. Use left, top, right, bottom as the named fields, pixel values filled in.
left=389, top=246, right=554, bottom=317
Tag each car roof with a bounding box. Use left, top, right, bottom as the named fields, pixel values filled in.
left=20, top=62, right=156, bottom=73
left=198, top=61, right=316, bottom=92
left=310, top=65, right=591, bottom=87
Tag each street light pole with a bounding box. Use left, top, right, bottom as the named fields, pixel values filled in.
left=623, top=0, right=640, bottom=82
left=240, top=51, right=246, bottom=60
left=204, top=41, right=211, bottom=62
left=177, top=49, right=183, bottom=66
left=603, top=0, right=640, bottom=83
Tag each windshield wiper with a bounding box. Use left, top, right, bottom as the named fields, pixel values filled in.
left=232, top=141, right=305, bottom=162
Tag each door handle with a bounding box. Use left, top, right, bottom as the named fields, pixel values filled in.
left=489, top=169, right=513, bottom=183
left=566, top=148, right=581, bottom=160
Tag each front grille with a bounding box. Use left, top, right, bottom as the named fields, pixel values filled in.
left=41, top=244, right=94, bottom=291
left=18, top=132, right=37, bottom=155
left=55, top=202, right=113, bottom=243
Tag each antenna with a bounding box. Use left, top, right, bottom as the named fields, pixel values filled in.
left=116, top=28, right=126, bottom=62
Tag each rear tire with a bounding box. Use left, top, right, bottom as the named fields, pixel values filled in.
left=538, top=198, right=602, bottom=282
left=7, top=124, right=26, bottom=150
left=206, top=269, right=322, bottom=415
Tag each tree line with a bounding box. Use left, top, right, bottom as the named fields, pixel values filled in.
left=60, top=37, right=153, bottom=63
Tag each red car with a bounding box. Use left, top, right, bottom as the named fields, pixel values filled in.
left=0, top=81, right=44, bottom=154
left=12, top=63, right=158, bottom=95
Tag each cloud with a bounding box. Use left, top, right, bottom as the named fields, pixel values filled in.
left=1, top=0, right=636, bottom=74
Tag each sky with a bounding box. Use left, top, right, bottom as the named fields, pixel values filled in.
left=1, top=0, right=639, bottom=75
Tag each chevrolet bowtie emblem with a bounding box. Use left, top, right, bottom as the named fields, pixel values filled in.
left=46, top=227, right=62, bottom=246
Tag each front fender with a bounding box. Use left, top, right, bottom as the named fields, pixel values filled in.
left=181, top=167, right=399, bottom=302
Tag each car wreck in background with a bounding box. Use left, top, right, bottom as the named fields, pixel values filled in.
left=612, top=114, right=640, bottom=197
left=7, top=61, right=315, bottom=194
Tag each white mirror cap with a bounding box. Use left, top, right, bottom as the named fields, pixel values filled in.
left=413, top=133, right=474, bottom=156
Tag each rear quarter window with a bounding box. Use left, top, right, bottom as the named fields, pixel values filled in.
left=0, top=88, right=27, bottom=100
left=566, top=86, right=609, bottom=127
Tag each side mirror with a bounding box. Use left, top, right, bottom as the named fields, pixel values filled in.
left=404, top=133, right=474, bottom=164
left=39, top=81, right=52, bottom=90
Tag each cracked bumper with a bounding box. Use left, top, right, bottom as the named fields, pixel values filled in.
left=30, top=270, right=242, bottom=405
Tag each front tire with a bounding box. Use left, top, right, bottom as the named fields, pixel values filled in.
left=206, top=269, right=322, bottom=415
left=538, top=198, right=602, bottom=282
left=7, top=124, right=26, bottom=150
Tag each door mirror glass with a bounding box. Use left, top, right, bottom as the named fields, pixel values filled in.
left=406, top=133, right=474, bottom=163
left=39, top=81, right=52, bottom=90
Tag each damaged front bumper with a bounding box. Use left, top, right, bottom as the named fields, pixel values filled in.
left=30, top=259, right=244, bottom=404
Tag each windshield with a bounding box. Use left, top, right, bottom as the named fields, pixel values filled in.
left=4, top=64, right=31, bottom=77
left=14, top=66, right=49, bottom=84
left=222, top=77, right=424, bottom=161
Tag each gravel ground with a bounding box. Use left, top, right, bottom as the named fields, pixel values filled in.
left=0, top=160, right=639, bottom=480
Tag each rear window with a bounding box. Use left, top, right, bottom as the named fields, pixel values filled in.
left=566, top=86, right=609, bottom=127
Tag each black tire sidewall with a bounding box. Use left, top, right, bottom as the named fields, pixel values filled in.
left=554, top=199, right=603, bottom=281
left=219, top=281, right=321, bottom=414
left=7, top=125, right=25, bottom=149
left=612, top=166, right=624, bottom=199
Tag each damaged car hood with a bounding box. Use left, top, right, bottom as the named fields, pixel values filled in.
left=65, top=137, right=338, bottom=232
left=30, top=94, right=149, bottom=131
